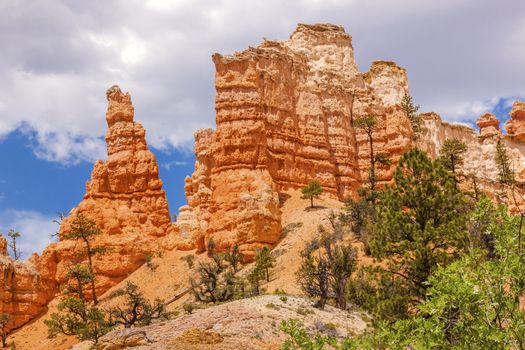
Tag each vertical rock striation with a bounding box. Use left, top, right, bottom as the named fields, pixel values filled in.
left=177, top=23, right=414, bottom=258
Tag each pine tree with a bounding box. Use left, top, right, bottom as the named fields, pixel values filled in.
left=354, top=115, right=391, bottom=195
left=438, top=138, right=467, bottom=187
left=44, top=298, right=110, bottom=344
left=254, top=246, right=275, bottom=282
left=301, top=180, right=323, bottom=208
left=400, top=93, right=421, bottom=138
left=63, top=264, right=93, bottom=303
left=62, top=213, right=103, bottom=304
left=297, top=253, right=330, bottom=309
left=224, top=245, right=243, bottom=273
left=108, top=282, right=165, bottom=328
left=364, top=148, right=469, bottom=319
left=7, top=229, right=21, bottom=260
left=495, top=139, right=514, bottom=185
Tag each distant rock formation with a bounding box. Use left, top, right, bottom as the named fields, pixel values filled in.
left=177, top=23, right=413, bottom=258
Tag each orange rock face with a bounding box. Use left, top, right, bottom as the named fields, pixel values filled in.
left=0, top=86, right=175, bottom=330
left=51, top=86, right=172, bottom=291
left=178, top=24, right=414, bottom=258
left=505, top=101, right=525, bottom=141
left=0, top=236, right=51, bottom=331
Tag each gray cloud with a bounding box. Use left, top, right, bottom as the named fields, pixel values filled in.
left=0, top=0, right=524, bottom=163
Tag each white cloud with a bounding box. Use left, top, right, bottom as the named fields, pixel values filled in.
left=0, top=209, right=58, bottom=259
left=161, top=160, right=188, bottom=170
left=0, top=0, right=524, bottom=164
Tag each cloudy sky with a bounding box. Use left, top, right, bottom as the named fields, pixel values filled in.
left=0, top=0, right=524, bottom=257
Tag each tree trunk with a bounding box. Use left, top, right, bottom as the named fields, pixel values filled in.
left=367, top=130, right=375, bottom=192
left=84, top=237, right=98, bottom=305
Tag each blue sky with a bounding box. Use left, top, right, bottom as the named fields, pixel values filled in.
left=0, top=0, right=524, bottom=258
left=0, top=128, right=195, bottom=259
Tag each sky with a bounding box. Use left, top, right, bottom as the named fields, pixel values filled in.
left=0, top=0, right=524, bottom=258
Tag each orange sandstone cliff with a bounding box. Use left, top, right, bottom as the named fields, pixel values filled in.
left=177, top=24, right=414, bottom=258
left=2, top=23, right=525, bottom=336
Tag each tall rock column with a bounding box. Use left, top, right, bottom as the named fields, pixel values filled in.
left=49, top=85, right=172, bottom=294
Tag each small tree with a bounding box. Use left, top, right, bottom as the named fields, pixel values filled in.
left=224, top=245, right=243, bottom=273
left=7, top=229, right=21, bottom=260
left=255, top=246, right=275, bottom=282
left=354, top=115, right=391, bottom=195
left=301, top=180, right=323, bottom=208
left=361, top=148, right=469, bottom=320
left=329, top=244, right=357, bottom=310
left=401, top=93, right=421, bottom=137
left=296, top=252, right=330, bottom=309
left=494, top=139, right=525, bottom=255
left=246, top=266, right=264, bottom=296
left=108, top=282, right=165, bottom=328
left=0, top=314, right=11, bottom=349
left=495, top=139, right=514, bottom=186
left=63, top=264, right=94, bottom=303
left=44, top=298, right=110, bottom=344
left=62, top=213, right=103, bottom=304
left=438, top=138, right=467, bottom=187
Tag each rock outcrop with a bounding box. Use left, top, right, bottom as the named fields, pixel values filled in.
left=49, top=85, right=172, bottom=293
left=0, top=237, right=50, bottom=331
left=506, top=101, right=525, bottom=141
left=178, top=24, right=414, bottom=258
left=0, top=86, right=174, bottom=330
left=477, top=113, right=501, bottom=139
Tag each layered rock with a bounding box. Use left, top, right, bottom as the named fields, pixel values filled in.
left=506, top=101, right=525, bottom=141
left=0, top=236, right=51, bottom=331
left=417, top=110, right=525, bottom=208
left=477, top=113, right=500, bottom=139
left=49, top=86, right=172, bottom=292
left=178, top=24, right=414, bottom=258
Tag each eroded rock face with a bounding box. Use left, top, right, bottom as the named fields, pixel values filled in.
left=0, top=236, right=51, bottom=331
left=0, top=86, right=174, bottom=331
left=506, top=101, right=525, bottom=141
left=477, top=113, right=501, bottom=139
left=50, top=86, right=172, bottom=292
left=178, top=23, right=414, bottom=258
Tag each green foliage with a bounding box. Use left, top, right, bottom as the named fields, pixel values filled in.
left=355, top=148, right=469, bottom=321
left=280, top=319, right=337, bottom=350
left=255, top=246, right=276, bottom=282
left=108, top=282, right=165, bottom=328
left=6, top=229, right=21, bottom=260
left=495, top=139, right=514, bottom=186
left=182, top=303, right=194, bottom=314
left=353, top=200, right=525, bottom=349
left=297, top=220, right=357, bottom=310
left=247, top=265, right=265, bottom=296
left=224, top=245, right=243, bottom=273
left=438, top=138, right=467, bottom=186
left=400, top=93, right=421, bottom=137
left=302, top=180, right=324, bottom=208
left=190, top=250, right=244, bottom=303
left=144, top=252, right=158, bottom=271
left=181, top=254, right=195, bottom=269
left=44, top=298, right=110, bottom=344
left=63, top=213, right=103, bottom=304
left=63, top=264, right=94, bottom=303
left=0, top=313, right=11, bottom=348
